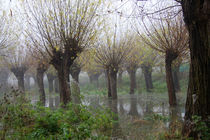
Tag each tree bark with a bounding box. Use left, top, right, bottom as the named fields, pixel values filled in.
left=142, top=64, right=153, bottom=92
left=172, top=65, right=181, bottom=93
left=110, top=69, right=118, bottom=99
left=96, top=77, right=99, bottom=88
left=106, top=69, right=112, bottom=98
left=70, top=62, right=81, bottom=83
left=165, top=50, right=177, bottom=107
left=0, top=69, right=9, bottom=92
left=89, top=73, right=100, bottom=88
left=31, top=75, right=38, bottom=89
left=57, top=67, right=71, bottom=105
left=181, top=0, right=210, bottom=137
left=71, top=72, right=80, bottom=83
left=50, top=39, right=81, bottom=106
left=128, top=68, right=137, bottom=94
left=11, top=66, right=27, bottom=92
left=47, top=73, right=55, bottom=94
left=36, top=68, right=46, bottom=106
left=48, top=78, right=54, bottom=93
left=89, top=75, right=94, bottom=83
left=24, top=75, right=31, bottom=90
left=49, top=97, right=54, bottom=108
left=54, top=77, right=59, bottom=93
left=17, top=74, right=25, bottom=92
left=118, top=70, right=123, bottom=87
left=129, top=95, right=138, bottom=116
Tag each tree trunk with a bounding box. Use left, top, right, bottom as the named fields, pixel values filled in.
left=47, top=73, right=55, bottom=94
left=110, top=69, right=118, bottom=99
left=118, top=70, right=123, bottom=87
left=89, top=73, right=100, bottom=87
left=172, top=65, right=181, bottom=93
left=17, top=74, right=25, bottom=92
left=128, top=69, right=137, bottom=94
left=31, top=75, right=38, bottom=89
left=0, top=69, right=9, bottom=92
left=119, top=99, right=125, bottom=114
left=71, top=72, right=80, bottom=83
left=49, top=97, right=54, bottom=108
left=89, top=75, right=94, bottom=83
left=24, top=75, right=31, bottom=90
left=147, top=70, right=153, bottom=90
left=165, top=51, right=177, bottom=107
left=55, top=96, right=60, bottom=107
left=37, top=69, right=46, bottom=106
left=129, top=95, right=138, bottom=116
left=142, top=65, right=153, bottom=92
left=181, top=0, right=210, bottom=137
left=57, top=67, right=71, bottom=105
left=11, top=67, right=27, bottom=92
left=106, top=69, right=112, bottom=98
left=70, top=63, right=81, bottom=83
left=48, top=78, right=54, bottom=94
left=54, top=77, right=59, bottom=93
left=96, top=77, right=99, bottom=88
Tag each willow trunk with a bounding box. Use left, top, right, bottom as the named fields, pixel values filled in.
left=165, top=52, right=177, bottom=107
left=57, top=68, right=71, bottom=105
left=110, top=70, right=117, bottom=99
left=37, top=70, right=46, bottom=106
left=128, top=69, right=137, bottom=94
left=181, top=0, right=210, bottom=136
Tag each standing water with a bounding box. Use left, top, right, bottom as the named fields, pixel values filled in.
left=33, top=93, right=185, bottom=139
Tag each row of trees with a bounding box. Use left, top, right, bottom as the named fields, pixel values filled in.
left=23, top=0, right=103, bottom=105
left=1, top=0, right=188, bottom=108
left=0, top=0, right=209, bottom=137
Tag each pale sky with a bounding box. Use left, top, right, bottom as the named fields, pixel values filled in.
left=0, top=0, right=180, bottom=37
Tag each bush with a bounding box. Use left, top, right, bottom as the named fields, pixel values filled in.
left=192, top=115, right=210, bottom=140
left=0, top=90, right=113, bottom=140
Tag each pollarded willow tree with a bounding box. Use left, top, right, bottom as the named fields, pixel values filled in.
left=23, top=0, right=104, bottom=105
left=140, top=46, right=159, bottom=93
left=95, top=29, right=133, bottom=99
left=33, top=55, right=49, bottom=106
left=126, top=37, right=158, bottom=94
left=81, top=50, right=103, bottom=87
left=5, top=47, right=31, bottom=92
left=125, top=36, right=145, bottom=94
left=36, top=60, right=49, bottom=105
left=27, top=35, right=50, bottom=105
left=122, top=0, right=210, bottom=136
left=172, top=51, right=189, bottom=93
left=139, top=14, right=189, bottom=106
left=46, top=66, right=56, bottom=94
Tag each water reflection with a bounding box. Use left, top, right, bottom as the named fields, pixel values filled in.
left=128, top=95, right=139, bottom=117
left=49, top=96, right=54, bottom=108
left=44, top=95, right=60, bottom=108
left=32, top=94, right=185, bottom=139
left=108, top=99, right=126, bottom=140
left=42, top=94, right=184, bottom=120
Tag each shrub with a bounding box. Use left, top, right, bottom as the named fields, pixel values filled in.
left=0, top=90, right=113, bottom=140
left=192, top=115, right=210, bottom=140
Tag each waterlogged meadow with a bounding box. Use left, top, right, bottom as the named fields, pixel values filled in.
left=0, top=91, right=187, bottom=140
left=0, top=72, right=190, bottom=140
left=0, top=90, right=113, bottom=140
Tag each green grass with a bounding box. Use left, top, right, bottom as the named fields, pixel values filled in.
left=80, top=72, right=188, bottom=96
left=0, top=90, right=113, bottom=139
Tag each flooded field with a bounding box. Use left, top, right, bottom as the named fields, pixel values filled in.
left=31, top=93, right=186, bottom=139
